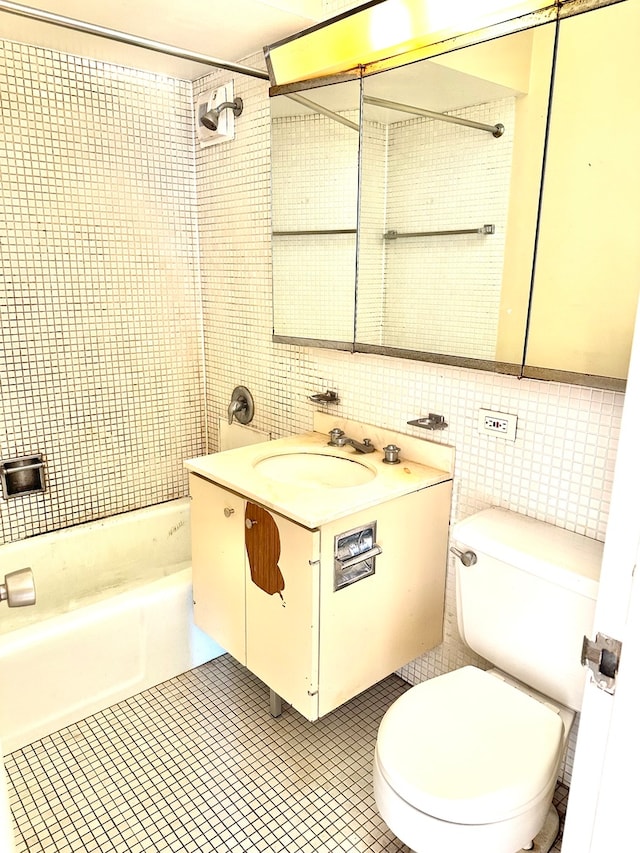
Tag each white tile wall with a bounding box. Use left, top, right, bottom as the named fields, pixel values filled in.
left=381, top=98, right=514, bottom=357
left=0, top=40, right=204, bottom=544
left=357, top=119, right=387, bottom=346
left=196, top=54, right=623, bottom=785
left=1, top=20, right=624, bottom=791
left=271, top=110, right=359, bottom=341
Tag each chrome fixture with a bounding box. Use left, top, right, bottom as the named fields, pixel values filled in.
left=407, top=414, right=448, bottom=431
left=0, top=0, right=269, bottom=80
left=382, top=444, right=401, bottom=464
left=450, top=546, right=478, bottom=567
left=363, top=95, right=504, bottom=138
left=201, top=96, right=244, bottom=131
left=384, top=225, right=495, bottom=240
left=327, top=428, right=375, bottom=454
left=1, top=454, right=45, bottom=499
left=228, top=386, right=255, bottom=425
left=334, top=522, right=382, bottom=591
left=286, top=93, right=360, bottom=132
left=308, top=390, right=340, bottom=404
left=1, top=568, right=36, bottom=607
left=273, top=228, right=357, bottom=236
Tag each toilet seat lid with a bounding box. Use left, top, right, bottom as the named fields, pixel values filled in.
left=376, top=666, right=564, bottom=824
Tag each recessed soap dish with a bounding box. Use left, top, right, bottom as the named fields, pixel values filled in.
left=309, top=390, right=340, bottom=404
left=407, top=414, right=448, bottom=431
left=1, top=454, right=46, bottom=499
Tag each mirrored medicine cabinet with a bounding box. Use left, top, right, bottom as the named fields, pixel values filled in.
left=270, top=1, right=640, bottom=391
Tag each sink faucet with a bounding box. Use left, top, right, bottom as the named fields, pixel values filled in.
left=328, top=428, right=375, bottom=454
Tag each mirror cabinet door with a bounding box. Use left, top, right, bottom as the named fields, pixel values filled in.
left=524, top=1, right=640, bottom=389
left=269, top=8, right=640, bottom=388
left=270, top=78, right=362, bottom=347
left=355, top=23, right=556, bottom=370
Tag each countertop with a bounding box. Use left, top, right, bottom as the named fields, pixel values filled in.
left=184, top=415, right=454, bottom=529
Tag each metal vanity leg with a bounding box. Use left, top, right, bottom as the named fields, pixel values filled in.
left=269, top=689, right=283, bottom=718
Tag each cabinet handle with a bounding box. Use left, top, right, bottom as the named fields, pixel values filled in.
left=335, top=545, right=382, bottom=571
left=245, top=518, right=257, bottom=529
left=223, top=507, right=235, bottom=517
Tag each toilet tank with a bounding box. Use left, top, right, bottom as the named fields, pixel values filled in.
left=452, top=508, right=602, bottom=711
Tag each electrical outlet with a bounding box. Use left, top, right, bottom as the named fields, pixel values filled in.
left=478, top=408, right=517, bottom=441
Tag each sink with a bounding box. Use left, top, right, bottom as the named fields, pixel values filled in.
left=254, top=452, right=376, bottom=488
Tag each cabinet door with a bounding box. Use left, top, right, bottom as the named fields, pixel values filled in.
left=189, top=474, right=247, bottom=664
left=524, top=1, right=640, bottom=387
left=245, top=504, right=321, bottom=720
left=317, top=482, right=452, bottom=717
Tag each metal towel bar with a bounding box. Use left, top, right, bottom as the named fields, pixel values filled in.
left=384, top=224, right=495, bottom=239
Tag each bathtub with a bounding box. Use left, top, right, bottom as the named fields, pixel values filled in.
left=0, top=498, right=224, bottom=754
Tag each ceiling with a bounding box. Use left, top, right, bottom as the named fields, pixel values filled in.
left=0, top=0, right=328, bottom=80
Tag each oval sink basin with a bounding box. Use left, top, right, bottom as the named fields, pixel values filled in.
left=254, top=452, right=376, bottom=488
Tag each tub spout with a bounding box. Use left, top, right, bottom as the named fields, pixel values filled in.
left=1, top=568, right=36, bottom=607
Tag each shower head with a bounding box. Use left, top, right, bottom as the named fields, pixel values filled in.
left=201, top=96, right=243, bottom=131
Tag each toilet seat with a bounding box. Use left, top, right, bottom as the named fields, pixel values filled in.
left=376, top=666, right=564, bottom=825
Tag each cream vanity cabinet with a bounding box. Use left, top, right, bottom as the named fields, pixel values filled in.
left=189, top=471, right=451, bottom=721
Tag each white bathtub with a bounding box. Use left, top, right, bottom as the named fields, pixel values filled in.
left=0, top=498, right=224, bottom=754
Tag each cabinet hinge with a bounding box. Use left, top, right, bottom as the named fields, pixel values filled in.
left=581, top=632, right=622, bottom=694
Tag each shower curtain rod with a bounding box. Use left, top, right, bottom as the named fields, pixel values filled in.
left=363, top=95, right=504, bottom=138
left=285, top=93, right=360, bottom=131
left=0, top=0, right=270, bottom=80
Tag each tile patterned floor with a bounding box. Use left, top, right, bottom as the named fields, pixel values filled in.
left=5, top=655, right=567, bottom=852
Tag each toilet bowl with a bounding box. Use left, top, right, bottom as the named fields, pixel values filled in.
left=372, top=508, right=602, bottom=852
left=374, top=667, right=574, bottom=853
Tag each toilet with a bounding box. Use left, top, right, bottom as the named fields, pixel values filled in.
left=373, top=507, right=602, bottom=853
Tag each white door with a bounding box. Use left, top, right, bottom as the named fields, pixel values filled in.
left=561, top=294, right=640, bottom=851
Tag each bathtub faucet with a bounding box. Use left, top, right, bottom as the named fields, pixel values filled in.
left=227, top=386, right=255, bottom=426
left=228, top=398, right=246, bottom=424
left=1, top=568, right=36, bottom=608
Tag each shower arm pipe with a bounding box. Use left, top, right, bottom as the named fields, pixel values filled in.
left=363, top=95, right=504, bottom=138
left=0, top=0, right=270, bottom=80
left=285, top=93, right=360, bottom=132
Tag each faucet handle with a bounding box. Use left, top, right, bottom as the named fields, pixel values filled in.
left=328, top=428, right=345, bottom=445
left=382, top=444, right=401, bottom=464
left=228, top=386, right=255, bottom=426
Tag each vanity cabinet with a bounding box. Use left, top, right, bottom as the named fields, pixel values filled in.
left=189, top=471, right=452, bottom=720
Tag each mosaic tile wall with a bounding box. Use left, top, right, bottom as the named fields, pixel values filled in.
left=0, top=41, right=204, bottom=544
left=381, top=98, right=514, bottom=358
left=271, top=108, right=359, bottom=342
left=195, top=54, right=624, bottom=783
left=1, top=10, right=625, bottom=791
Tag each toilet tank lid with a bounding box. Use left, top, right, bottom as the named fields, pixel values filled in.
left=452, top=508, right=602, bottom=600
